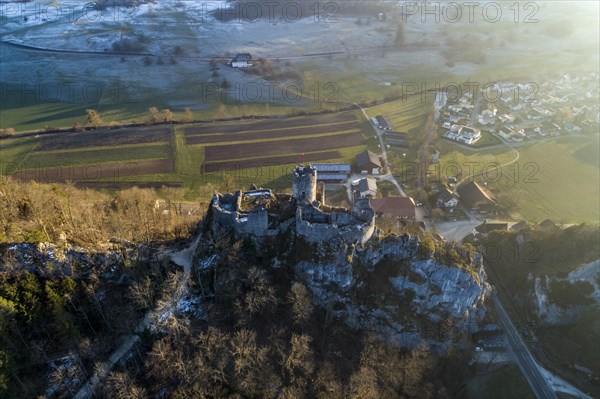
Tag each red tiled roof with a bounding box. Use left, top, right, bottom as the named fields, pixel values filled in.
left=370, top=196, right=416, bottom=218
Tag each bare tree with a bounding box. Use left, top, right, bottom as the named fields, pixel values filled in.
left=283, top=334, right=314, bottom=388
left=103, top=371, right=147, bottom=399
left=348, top=366, right=380, bottom=399
left=128, top=276, right=154, bottom=309
left=162, top=108, right=173, bottom=122
left=147, top=107, right=161, bottom=124
left=287, top=282, right=313, bottom=325
left=85, top=109, right=102, bottom=128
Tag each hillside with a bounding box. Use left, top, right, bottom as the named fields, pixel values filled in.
left=0, top=180, right=491, bottom=398
left=478, top=224, right=600, bottom=396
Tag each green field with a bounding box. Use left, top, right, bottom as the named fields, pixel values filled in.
left=364, top=95, right=431, bottom=136
left=437, top=135, right=600, bottom=223
left=503, top=136, right=600, bottom=223
left=23, top=143, right=171, bottom=169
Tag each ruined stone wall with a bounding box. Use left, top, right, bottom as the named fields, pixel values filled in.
left=330, top=211, right=356, bottom=227
left=238, top=209, right=269, bottom=235
left=295, top=206, right=375, bottom=245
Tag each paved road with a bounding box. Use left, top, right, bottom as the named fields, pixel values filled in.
left=1, top=40, right=432, bottom=62
left=491, top=294, right=558, bottom=399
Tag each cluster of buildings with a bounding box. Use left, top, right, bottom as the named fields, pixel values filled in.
left=440, top=92, right=483, bottom=146
left=484, top=74, right=599, bottom=142
left=435, top=181, right=496, bottom=214
left=440, top=73, right=599, bottom=146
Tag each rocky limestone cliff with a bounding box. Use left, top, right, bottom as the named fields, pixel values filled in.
left=286, top=232, right=491, bottom=349
left=531, top=259, right=600, bottom=326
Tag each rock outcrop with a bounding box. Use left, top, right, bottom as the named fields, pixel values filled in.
left=285, top=232, right=491, bottom=348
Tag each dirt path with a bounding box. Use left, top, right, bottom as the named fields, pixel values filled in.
left=73, top=235, right=201, bottom=399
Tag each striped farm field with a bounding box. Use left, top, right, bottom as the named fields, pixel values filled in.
left=204, top=131, right=364, bottom=162
left=12, top=159, right=175, bottom=183
left=185, top=122, right=359, bottom=144
left=184, top=112, right=355, bottom=135
left=23, top=143, right=172, bottom=169
left=36, top=126, right=172, bottom=151
left=4, top=110, right=369, bottom=197
left=202, top=151, right=343, bottom=172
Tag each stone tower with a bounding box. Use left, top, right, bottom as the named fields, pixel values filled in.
left=292, top=165, right=317, bottom=203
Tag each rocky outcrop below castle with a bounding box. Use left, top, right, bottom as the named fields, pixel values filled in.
left=286, top=233, right=491, bottom=349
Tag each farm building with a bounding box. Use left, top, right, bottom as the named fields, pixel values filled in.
left=229, top=53, right=253, bottom=68
left=317, top=174, right=348, bottom=182
left=370, top=196, right=416, bottom=219
left=436, top=187, right=458, bottom=209
left=358, top=178, right=377, bottom=198
left=313, top=163, right=351, bottom=182
left=457, top=181, right=496, bottom=211
left=375, top=115, right=394, bottom=131
left=356, top=150, right=382, bottom=175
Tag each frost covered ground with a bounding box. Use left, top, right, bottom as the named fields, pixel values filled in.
left=0, top=1, right=598, bottom=122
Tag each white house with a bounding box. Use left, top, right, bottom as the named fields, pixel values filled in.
left=436, top=187, right=459, bottom=209
left=358, top=178, right=377, bottom=198
left=230, top=53, right=253, bottom=68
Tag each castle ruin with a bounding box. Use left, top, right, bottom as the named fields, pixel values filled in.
left=210, top=165, right=375, bottom=245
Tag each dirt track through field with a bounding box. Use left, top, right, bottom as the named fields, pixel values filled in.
left=12, top=159, right=174, bottom=183
left=204, top=132, right=364, bottom=162
left=185, top=122, right=359, bottom=144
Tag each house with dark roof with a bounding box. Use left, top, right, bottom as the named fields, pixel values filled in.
left=356, top=150, right=382, bottom=175
left=370, top=196, right=416, bottom=219
left=436, top=187, right=459, bottom=209
left=510, top=220, right=531, bottom=232
left=474, top=220, right=508, bottom=236
left=538, top=219, right=558, bottom=231
left=358, top=178, right=377, bottom=198
left=457, top=181, right=496, bottom=211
